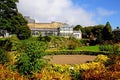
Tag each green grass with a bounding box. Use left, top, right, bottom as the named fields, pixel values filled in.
left=75, top=45, right=99, bottom=51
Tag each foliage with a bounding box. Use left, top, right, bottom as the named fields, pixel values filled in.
left=3, top=36, right=21, bottom=51
left=39, top=64, right=71, bottom=80
left=80, top=55, right=120, bottom=80
left=0, top=64, right=29, bottom=80
left=99, top=44, right=120, bottom=54
left=38, top=55, right=120, bottom=80
left=0, top=38, right=7, bottom=47
left=39, top=36, right=51, bottom=42
left=102, top=22, right=114, bottom=40
left=46, top=50, right=108, bottom=55
left=105, top=54, right=120, bottom=67
left=99, top=44, right=112, bottom=51
left=82, top=25, right=104, bottom=44
left=0, top=0, right=31, bottom=39
left=47, top=36, right=82, bottom=50
left=94, top=54, right=108, bottom=63
left=16, top=40, right=48, bottom=76
left=0, top=53, right=120, bottom=79
left=73, top=25, right=83, bottom=31
left=59, top=37, right=82, bottom=50
left=17, top=25, right=31, bottom=40
left=79, top=39, right=89, bottom=46
left=82, top=26, right=93, bottom=38
left=66, top=40, right=80, bottom=50
left=0, top=48, right=9, bottom=65
left=39, top=62, right=105, bottom=80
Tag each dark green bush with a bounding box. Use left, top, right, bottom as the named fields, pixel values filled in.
left=3, top=36, right=22, bottom=51
left=17, top=25, right=31, bottom=40
left=46, top=50, right=108, bottom=56
left=0, top=38, right=7, bottom=47
left=39, top=36, right=51, bottom=42
left=80, top=39, right=89, bottom=46
left=0, top=48, right=9, bottom=64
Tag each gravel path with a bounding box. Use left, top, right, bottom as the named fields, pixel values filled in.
left=45, top=55, right=96, bottom=65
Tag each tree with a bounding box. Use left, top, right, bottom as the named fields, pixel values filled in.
left=73, top=25, right=83, bottom=31
left=92, top=25, right=104, bottom=43
left=102, top=22, right=113, bottom=40
left=0, top=0, right=31, bottom=39
left=82, top=26, right=93, bottom=38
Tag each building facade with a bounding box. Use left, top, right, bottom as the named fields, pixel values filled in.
left=25, top=16, right=82, bottom=39
left=73, top=30, right=82, bottom=39
left=59, top=24, right=73, bottom=38
left=113, top=27, right=120, bottom=40
left=27, top=22, right=65, bottom=36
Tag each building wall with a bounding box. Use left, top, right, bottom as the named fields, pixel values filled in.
left=25, top=16, right=82, bottom=39
left=59, top=24, right=73, bottom=38
left=27, top=21, right=65, bottom=36
left=113, top=27, right=120, bottom=40
left=73, top=31, right=82, bottom=39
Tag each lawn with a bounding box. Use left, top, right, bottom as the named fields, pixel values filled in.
left=75, top=45, right=99, bottom=51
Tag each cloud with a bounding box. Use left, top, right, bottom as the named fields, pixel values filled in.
left=97, top=8, right=116, bottom=16
left=17, top=0, right=96, bottom=26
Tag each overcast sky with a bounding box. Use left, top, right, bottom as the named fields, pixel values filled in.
left=17, top=0, right=120, bottom=29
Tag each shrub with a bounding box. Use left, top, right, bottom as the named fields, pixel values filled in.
left=99, top=44, right=120, bottom=54
left=0, top=38, right=7, bottom=47
left=0, top=64, right=28, bottom=80
left=16, top=40, right=48, bottom=77
left=46, top=50, right=108, bottom=55
left=99, top=44, right=112, bottom=51
left=39, top=36, right=51, bottom=42
left=0, top=48, right=9, bottom=65
left=67, top=40, right=78, bottom=50
left=17, top=25, right=31, bottom=40
left=3, top=36, right=21, bottom=51
left=94, top=54, right=108, bottom=63
left=81, top=39, right=89, bottom=44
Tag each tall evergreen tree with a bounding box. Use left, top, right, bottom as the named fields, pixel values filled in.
left=102, top=22, right=113, bottom=40
left=0, top=0, right=31, bottom=39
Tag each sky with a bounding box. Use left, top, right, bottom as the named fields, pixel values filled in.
left=17, top=0, right=120, bottom=29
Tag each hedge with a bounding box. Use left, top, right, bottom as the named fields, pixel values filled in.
left=46, top=50, right=111, bottom=56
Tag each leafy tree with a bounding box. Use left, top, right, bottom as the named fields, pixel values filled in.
left=82, top=26, right=93, bottom=38
left=102, top=22, right=113, bottom=40
left=0, top=0, right=31, bottom=39
left=92, top=25, right=104, bottom=37
left=92, top=25, right=104, bottom=43
left=73, top=25, right=83, bottom=31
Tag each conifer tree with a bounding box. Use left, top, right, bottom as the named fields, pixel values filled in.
left=102, top=22, right=113, bottom=40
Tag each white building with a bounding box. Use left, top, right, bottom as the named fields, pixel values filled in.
left=73, top=30, right=82, bottom=39
left=59, top=24, right=73, bottom=38
left=59, top=24, right=82, bottom=39
left=25, top=16, right=82, bottom=39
